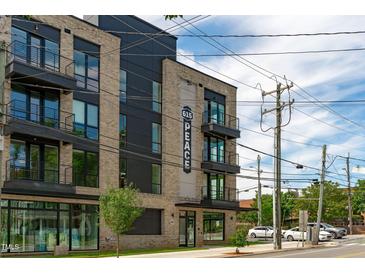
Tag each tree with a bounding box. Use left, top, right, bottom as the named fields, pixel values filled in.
left=238, top=192, right=298, bottom=227
left=294, top=181, right=347, bottom=223
left=230, top=226, right=250, bottom=254
left=164, top=15, right=183, bottom=20
left=352, top=180, right=365, bottom=216
left=281, top=191, right=297, bottom=226
left=99, top=184, right=144, bottom=257
left=237, top=194, right=273, bottom=225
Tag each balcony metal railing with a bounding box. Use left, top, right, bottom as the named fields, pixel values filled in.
left=5, top=99, right=75, bottom=132
left=201, top=186, right=239, bottom=202
left=202, top=148, right=240, bottom=166
left=5, top=158, right=72, bottom=185
left=6, top=40, right=74, bottom=75
left=202, top=110, right=239, bottom=130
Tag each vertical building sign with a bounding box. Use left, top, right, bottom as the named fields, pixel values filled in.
left=182, top=106, right=193, bottom=173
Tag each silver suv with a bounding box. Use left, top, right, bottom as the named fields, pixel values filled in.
left=307, top=222, right=347, bottom=239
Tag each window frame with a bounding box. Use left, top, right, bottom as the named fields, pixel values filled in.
left=119, top=114, right=127, bottom=148
left=73, top=49, right=100, bottom=92
left=152, top=81, right=162, bottom=113
left=120, top=69, right=127, bottom=103
left=72, top=100, right=99, bottom=140
left=72, top=149, right=99, bottom=188
left=152, top=122, right=162, bottom=154
left=203, top=212, right=225, bottom=241
left=119, top=158, right=127, bottom=188
left=204, top=136, right=225, bottom=163
left=151, top=163, right=161, bottom=194
left=11, top=26, right=60, bottom=72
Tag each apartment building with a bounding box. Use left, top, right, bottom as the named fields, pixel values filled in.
left=0, top=15, right=245, bottom=254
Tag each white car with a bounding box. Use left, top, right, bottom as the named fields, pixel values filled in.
left=248, top=226, right=274, bottom=238
left=284, top=227, right=332, bottom=241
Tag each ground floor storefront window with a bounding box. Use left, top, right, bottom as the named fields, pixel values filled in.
left=0, top=200, right=98, bottom=253
left=203, top=212, right=225, bottom=241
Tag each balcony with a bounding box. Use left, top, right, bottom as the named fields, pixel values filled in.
left=202, top=111, right=241, bottom=139
left=5, top=41, right=76, bottom=91
left=201, top=149, right=240, bottom=174
left=3, top=158, right=75, bottom=197
left=4, top=100, right=99, bottom=151
left=201, top=186, right=239, bottom=209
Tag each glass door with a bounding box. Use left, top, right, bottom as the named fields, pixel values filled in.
left=179, top=211, right=195, bottom=247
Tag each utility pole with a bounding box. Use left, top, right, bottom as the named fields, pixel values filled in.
left=0, top=39, right=5, bottom=257
left=346, top=153, right=353, bottom=235
left=261, top=80, right=294, bottom=250
left=257, top=154, right=262, bottom=226
left=314, top=144, right=327, bottom=245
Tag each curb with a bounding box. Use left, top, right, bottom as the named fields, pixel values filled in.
left=217, top=243, right=339, bottom=258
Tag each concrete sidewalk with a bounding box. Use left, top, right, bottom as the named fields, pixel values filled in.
left=124, top=241, right=334, bottom=258
left=124, top=235, right=365, bottom=258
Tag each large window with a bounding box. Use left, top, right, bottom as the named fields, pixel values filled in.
left=152, top=123, right=161, bottom=154
left=72, top=150, right=99, bottom=188
left=204, top=136, right=225, bottom=163
left=11, top=26, right=60, bottom=71
left=204, top=99, right=225, bottom=126
left=119, top=114, right=127, bottom=148
left=71, top=204, right=98, bottom=250
left=9, top=139, right=59, bottom=183
left=152, top=81, right=162, bottom=113
left=152, top=164, right=161, bottom=194
left=203, top=212, right=224, bottom=241
left=73, top=100, right=99, bottom=140
left=127, top=209, right=162, bottom=235
left=1, top=200, right=98, bottom=253
left=203, top=173, right=225, bottom=200
left=120, top=69, right=127, bottom=103
left=10, top=88, right=60, bottom=128
left=74, top=50, right=99, bottom=92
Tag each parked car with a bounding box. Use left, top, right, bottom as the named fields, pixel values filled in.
left=284, top=227, right=332, bottom=241
left=307, top=222, right=347, bottom=239
left=248, top=226, right=274, bottom=238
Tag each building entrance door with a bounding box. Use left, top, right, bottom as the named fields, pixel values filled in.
left=179, top=211, right=195, bottom=247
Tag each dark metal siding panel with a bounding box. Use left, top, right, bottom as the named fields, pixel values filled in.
left=98, top=16, right=173, bottom=194
left=204, top=88, right=226, bottom=104
left=73, top=36, right=100, bottom=56
left=12, top=16, right=60, bottom=43
left=127, top=208, right=162, bottom=235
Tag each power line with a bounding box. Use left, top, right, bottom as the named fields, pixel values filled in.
left=118, top=46, right=365, bottom=57
left=102, top=29, right=365, bottom=38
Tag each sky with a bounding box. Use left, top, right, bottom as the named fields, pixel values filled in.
left=137, top=15, right=365, bottom=199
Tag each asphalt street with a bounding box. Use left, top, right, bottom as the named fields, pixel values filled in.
left=242, top=237, right=365, bottom=258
